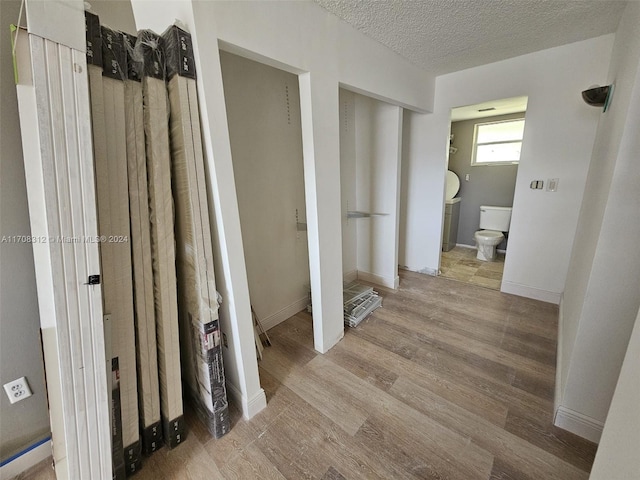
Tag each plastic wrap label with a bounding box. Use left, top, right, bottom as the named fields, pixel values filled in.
left=202, top=326, right=220, bottom=352
left=85, top=12, right=102, bottom=66
left=111, top=358, right=126, bottom=480
left=162, top=25, right=196, bottom=80
left=101, top=26, right=127, bottom=80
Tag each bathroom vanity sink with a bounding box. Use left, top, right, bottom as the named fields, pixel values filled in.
left=442, top=198, right=460, bottom=251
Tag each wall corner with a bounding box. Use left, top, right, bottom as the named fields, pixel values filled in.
left=554, top=406, right=604, bottom=443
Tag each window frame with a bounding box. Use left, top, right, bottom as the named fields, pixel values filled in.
left=471, top=117, right=525, bottom=166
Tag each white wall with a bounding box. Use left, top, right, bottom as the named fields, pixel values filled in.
left=220, top=52, right=310, bottom=331
left=88, top=0, right=136, bottom=34
left=399, top=109, right=447, bottom=276
left=400, top=35, right=614, bottom=302
left=589, top=307, right=640, bottom=479
left=130, top=0, right=433, bottom=418
left=0, top=0, right=51, bottom=464
left=558, top=0, right=640, bottom=439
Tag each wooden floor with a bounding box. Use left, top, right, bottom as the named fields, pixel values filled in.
left=440, top=246, right=505, bottom=290
left=22, top=270, right=597, bottom=480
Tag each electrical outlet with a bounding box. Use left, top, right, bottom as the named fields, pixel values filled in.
left=3, top=377, right=32, bottom=404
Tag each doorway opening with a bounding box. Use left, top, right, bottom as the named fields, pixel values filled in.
left=440, top=96, right=528, bottom=290
left=220, top=52, right=312, bottom=352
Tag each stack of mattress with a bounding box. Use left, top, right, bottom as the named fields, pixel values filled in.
left=85, top=14, right=125, bottom=479
left=122, top=32, right=162, bottom=455
left=137, top=29, right=185, bottom=449
left=86, top=14, right=141, bottom=478
left=342, top=282, right=382, bottom=328
left=85, top=13, right=230, bottom=471
left=102, top=27, right=142, bottom=473
left=163, top=25, right=230, bottom=439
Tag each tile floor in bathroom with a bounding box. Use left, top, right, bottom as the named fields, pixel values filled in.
left=440, top=245, right=505, bottom=290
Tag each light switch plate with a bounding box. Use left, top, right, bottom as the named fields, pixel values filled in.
left=547, top=178, right=559, bottom=192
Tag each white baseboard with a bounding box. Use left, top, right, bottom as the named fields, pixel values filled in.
left=343, top=270, right=358, bottom=283
left=0, top=438, right=51, bottom=480
left=259, top=297, right=309, bottom=332
left=226, top=382, right=267, bottom=420
left=555, top=296, right=565, bottom=413
left=501, top=280, right=561, bottom=304
left=245, top=389, right=267, bottom=419
left=554, top=406, right=604, bottom=443
left=357, top=270, right=398, bottom=289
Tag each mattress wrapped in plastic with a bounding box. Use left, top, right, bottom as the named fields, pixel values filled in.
left=86, top=13, right=141, bottom=476
left=136, top=29, right=185, bottom=449
left=163, top=25, right=230, bottom=439
left=123, top=32, right=162, bottom=456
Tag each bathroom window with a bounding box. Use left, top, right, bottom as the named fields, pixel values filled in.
left=471, top=118, right=525, bottom=166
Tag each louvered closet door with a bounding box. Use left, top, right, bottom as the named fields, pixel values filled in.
left=15, top=31, right=112, bottom=480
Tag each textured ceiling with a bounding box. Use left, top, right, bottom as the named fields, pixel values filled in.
left=315, top=0, right=627, bottom=75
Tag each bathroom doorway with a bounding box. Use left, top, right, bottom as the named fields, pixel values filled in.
left=440, top=96, right=528, bottom=290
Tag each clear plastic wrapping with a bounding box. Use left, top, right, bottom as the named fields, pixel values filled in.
left=123, top=30, right=163, bottom=456
left=135, top=29, right=165, bottom=80
left=123, top=33, right=143, bottom=83
left=85, top=12, right=142, bottom=476
left=164, top=25, right=230, bottom=438
left=85, top=16, right=230, bottom=454
left=138, top=28, right=186, bottom=449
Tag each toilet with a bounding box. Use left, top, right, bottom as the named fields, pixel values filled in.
left=474, top=206, right=512, bottom=261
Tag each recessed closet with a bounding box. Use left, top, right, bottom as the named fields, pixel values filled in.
left=339, top=89, right=403, bottom=289
left=220, top=52, right=310, bottom=333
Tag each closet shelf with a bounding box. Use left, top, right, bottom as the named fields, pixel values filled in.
left=347, top=211, right=388, bottom=219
